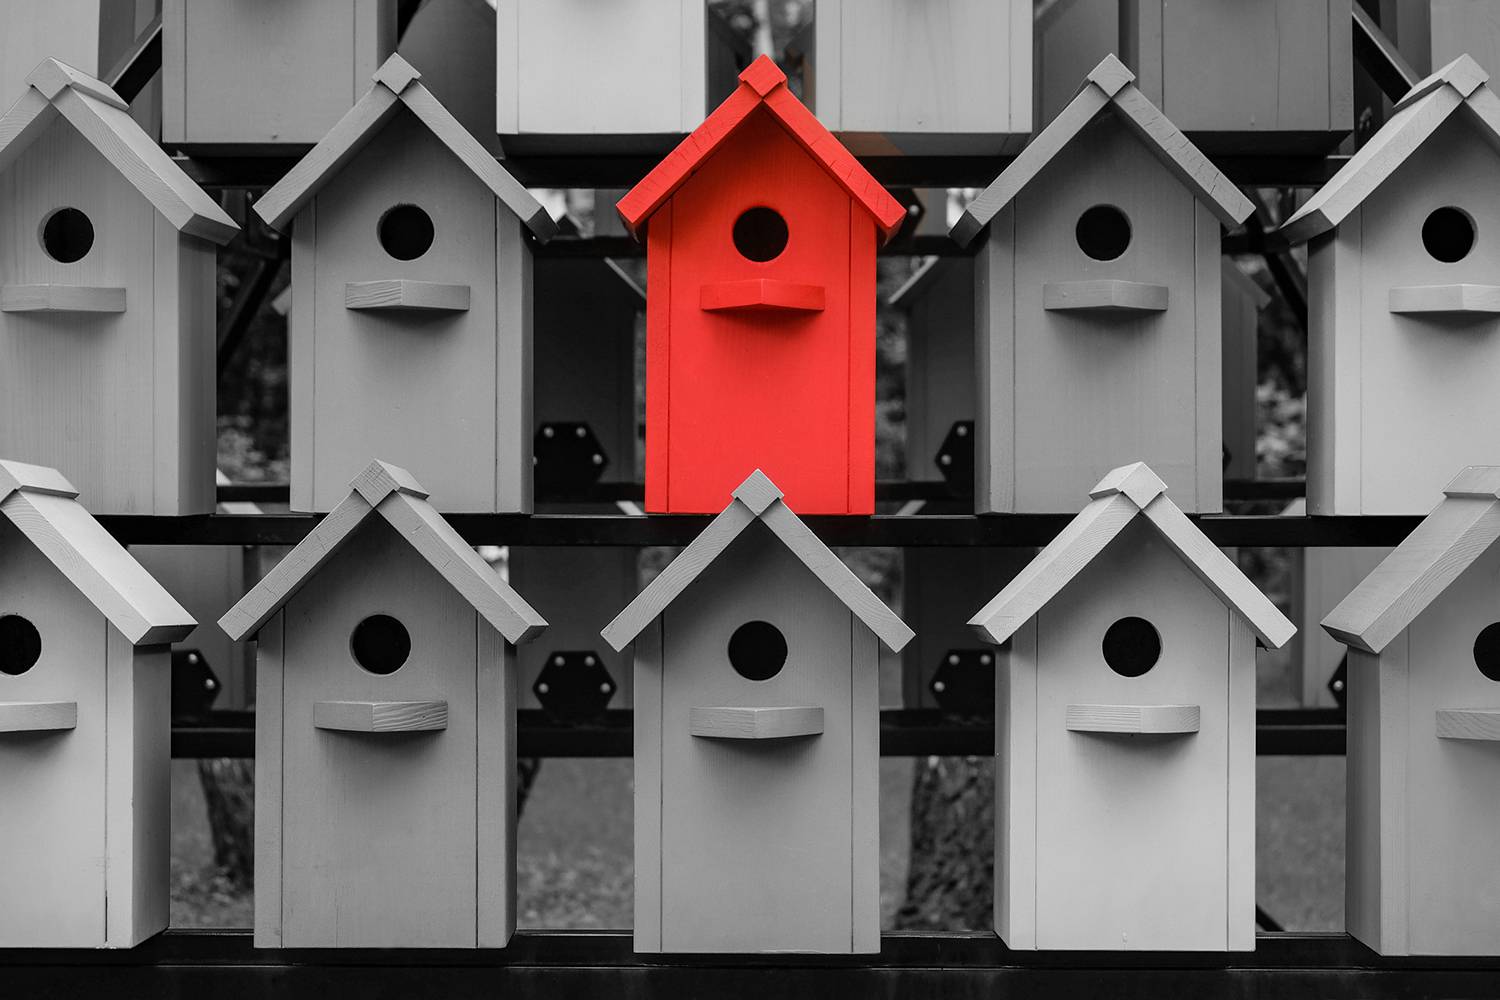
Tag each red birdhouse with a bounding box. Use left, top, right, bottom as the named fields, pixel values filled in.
left=617, top=55, right=906, bottom=515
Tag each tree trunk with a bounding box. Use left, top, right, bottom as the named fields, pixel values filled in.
left=895, top=755, right=994, bottom=931
left=197, top=758, right=255, bottom=890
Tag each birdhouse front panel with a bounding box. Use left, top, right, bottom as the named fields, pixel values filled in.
left=1373, top=540, right=1500, bottom=954
left=1311, top=115, right=1500, bottom=514
left=275, top=517, right=485, bottom=948
left=647, top=110, right=872, bottom=514
left=163, top=0, right=397, bottom=147
left=994, top=113, right=1220, bottom=513
left=814, top=0, right=1031, bottom=154
left=0, top=118, right=215, bottom=514
left=297, top=111, right=516, bottom=513
left=648, top=525, right=876, bottom=953
left=0, top=520, right=109, bottom=947
left=1022, top=520, right=1249, bottom=950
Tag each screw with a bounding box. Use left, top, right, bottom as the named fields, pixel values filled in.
left=542, top=426, right=555, bottom=439
left=537, top=682, right=550, bottom=695
left=188, top=653, right=199, bottom=664
left=933, top=681, right=947, bottom=693
left=584, top=655, right=596, bottom=666
left=956, top=425, right=969, bottom=437
left=948, top=654, right=959, bottom=665
left=980, top=654, right=992, bottom=666
left=939, top=454, right=952, bottom=466
left=592, top=454, right=604, bottom=465
left=575, top=426, right=586, bottom=438
left=204, top=679, right=216, bottom=690
left=553, top=655, right=565, bottom=667
left=599, top=683, right=612, bottom=694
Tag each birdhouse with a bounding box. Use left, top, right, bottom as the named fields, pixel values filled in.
left=1280, top=56, right=1500, bottom=515
left=510, top=256, right=644, bottom=716
left=951, top=56, right=1254, bottom=514
left=1322, top=467, right=1500, bottom=954
left=805, top=0, right=1032, bottom=154
left=1393, top=2, right=1500, bottom=82
left=0, top=459, right=195, bottom=948
left=219, top=461, right=547, bottom=949
left=254, top=55, right=558, bottom=514
left=495, top=0, right=752, bottom=153
left=0, top=2, right=159, bottom=127
left=162, top=0, right=397, bottom=149
left=1220, top=259, right=1269, bottom=481
left=618, top=56, right=907, bottom=515
left=890, top=254, right=1034, bottom=708
left=969, top=462, right=1294, bottom=951
left=601, top=470, right=912, bottom=953
left=0, top=59, right=238, bottom=515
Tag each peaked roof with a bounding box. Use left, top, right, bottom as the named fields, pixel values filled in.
left=615, top=55, right=907, bottom=244
left=950, top=55, right=1253, bottom=247
left=0, top=59, right=237, bottom=245
left=220, top=460, right=546, bottom=644
left=1323, top=467, right=1500, bottom=654
left=601, top=470, right=913, bottom=653
left=254, top=55, right=556, bottom=239
left=969, top=463, right=1294, bottom=648
left=0, top=460, right=194, bottom=646
left=1281, top=55, right=1500, bottom=244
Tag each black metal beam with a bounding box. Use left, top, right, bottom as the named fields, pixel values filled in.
left=216, top=254, right=285, bottom=378
left=96, top=512, right=1424, bottom=548
left=3, top=930, right=1498, bottom=999
left=104, top=15, right=162, bottom=104
left=1352, top=4, right=1421, bottom=102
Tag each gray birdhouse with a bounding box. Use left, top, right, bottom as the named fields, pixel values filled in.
left=601, top=469, right=912, bottom=954
left=220, top=461, right=547, bottom=949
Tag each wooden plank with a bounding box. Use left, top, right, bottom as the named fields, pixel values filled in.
left=175, top=230, right=218, bottom=515
left=0, top=1, right=104, bottom=110
left=495, top=219, right=533, bottom=514
left=1107, top=84, right=1253, bottom=225
left=643, top=200, right=671, bottom=512
left=974, top=212, right=1016, bottom=512
left=0, top=284, right=125, bottom=312
left=0, top=700, right=77, bottom=731
left=104, top=631, right=169, bottom=947
left=1388, top=283, right=1500, bottom=313
left=632, top=618, right=664, bottom=953
left=847, top=207, right=875, bottom=515
left=1194, top=203, right=1224, bottom=514
left=476, top=620, right=515, bottom=947
left=312, top=699, right=449, bottom=733
left=1226, top=611, right=1255, bottom=950
left=0, top=460, right=77, bottom=498
left=995, top=617, right=1037, bottom=948
left=850, top=615, right=879, bottom=954
left=493, top=0, right=518, bottom=135
left=1041, top=279, right=1168, bottom=312
left=253, top=614, right=285, bottom=948
left=699, top=278, right=825, bottom=313
left=161, top=0, right=186, bottom=141
left=1305, top=223, right=1361, bottom=514
left=289, top=198, right=316, bottom=512
left=1063, top=703, right=1199, bottom=734
left=344, top=279, right=471, bottom=312
left=1435, top=708, right=1500, bottom=740
left=689, top=706, right=824, bottom=740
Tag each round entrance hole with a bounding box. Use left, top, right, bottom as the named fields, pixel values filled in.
left=0, top=614, right=42, bottom=676
left=732, top=207, right=789, bottom=262
left=350, top=614, right=411, bottom=675
left=1473, top=622, right=1500, bottom=682
left=41, top=207, right=94, bottom=263
left=1075, top=204, right=1132, bottom=262
left=378, top=204, right=435, bottom=261
left=1421, top=206, right=1475, bottom=263
left=727, top=620, right=788, bottom=681
left=1102, top=616, right=1161, bottom=678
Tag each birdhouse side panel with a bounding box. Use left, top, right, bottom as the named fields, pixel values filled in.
left=1428, top=1, right=1500, bottom=83
left=0, top=1, right=104, bottom=109
left=1009, top=115, right=1213, bottom=513
left=278, top=518, right=482, bottom=947
left=1032, top=520, right=1235, bottom=950
left=104, top=632, right=170, bottom=947
left=0, top=522, right=110, bottom=947
left=824, top=0, right=1031, bottom=149
left=495, top=217, right=533, bottom=514
left=303, top=111, right=504, bottom=513
left=994, top=616, right=1038, bottom=948
left=1035, top=0, right=1118, bottom=125
left=1305, top=225, right=1364, bottom=515
left=1399, top=540, right=1500, bottom=954
left=1345, top=642, right=1409, bottom=954
left=501, top=0, right=703, bottom=138
left=252, top=613, right=284, bottom=947
left=0, top=119, right=159, bottom=514
left=655, top=526, right=874, bottom=952
left=651, top=108, right=870, bottom=514
left=974, top=209, right=1016, bottom=513
left=399, top=0, right=499, bottom=156
left=1350, top=117, right=1500, bottom=515
left=476, top=625, right=517, bottom=947
left=152, top=219, right=218, bottom=515
left=166, top=0, right=397, bottom=146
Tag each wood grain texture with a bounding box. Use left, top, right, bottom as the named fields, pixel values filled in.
left=699, top=278, right=825, bottom=313
left=253, top=614, right=284, bottom=947
left=344, top=279, right=470, bottom=312
left=994, top=617, right=1037, bottom=948
left=1226, top=610, right=1256, bottom=950
left=476, top=624, right=516, bottom=947
left=313, top=699, right=449, bottom=733
left=0, top=459, right=77, bottom=498
left=689, top=706, right=824, bottom=739
left=288, top=198, right=316, bottom=513
left=0, top=700, right=77, bottom=732
left=0, top=284, right=125, bottom=312
left=0, top=2, right=106, bottom=109
left=1041, top=279, right=1168, bottom=312
left=1388, top=283, right=1500, bottom=313
left=632, top=617, right=664, bottom=952
left=1192, top=202, right=1224, bottom=514
left=1435, top=708, right=1500, bottom=740
left=104, top=630, right=169, bottom=947
left=163, top=0, right=397, bottom=146
left=1064, top=703, right=1200, bottom=734
left=494, top=217, right=534, bottom=515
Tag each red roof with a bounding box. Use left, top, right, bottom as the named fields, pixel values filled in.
left=616, top=56, right=906, bottom=243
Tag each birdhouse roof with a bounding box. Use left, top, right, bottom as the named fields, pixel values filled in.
left=615, top=55, right=907, bottom=244
left=254, top=54, right=556, bottom=239
left=969, top=463, right=1295, bottom=648
left=0, top=59, right=238, bottom=245
left=950, top=55, right=1254, bottom=247
left=1323, top=467, right=1500, bottom=654
left=1281, top=56, right=1500, bottom=244
left=0, top=460, right=195, bottom=646
left=601, top=470, right=913, bottom=653
left=219, top=461, right=546, bottom=644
